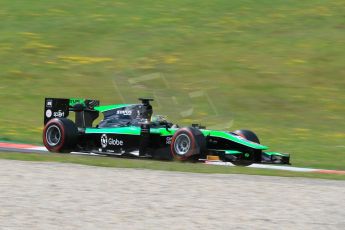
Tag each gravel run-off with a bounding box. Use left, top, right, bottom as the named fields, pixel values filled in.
left=0, top=159, right=344, bottom=230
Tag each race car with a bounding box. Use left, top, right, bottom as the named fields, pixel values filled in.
left=42, top=98, right=290, bottom=166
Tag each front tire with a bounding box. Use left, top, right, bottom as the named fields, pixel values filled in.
left=171, top=127, right=205, bottom=161
left=233, top=129, right=260, bottom=143
left=43, top=118, right=78, bottom=153
left=231, top=129, right=261, bottom=166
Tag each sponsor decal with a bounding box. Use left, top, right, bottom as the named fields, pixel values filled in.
left=116, top=110, right=132, bottom=115
left=46, top=109, right=52, bottom=118
left=100, top=134, right=124, bottom=148
left=108, top=138, right=124, bottom=146
left=166, top=136, right=172, bottom=145
left=46, top=99, right=53, bottom=108
left=101, top=134, right=108, bottom=148
left=53, top=110, right=65, bottom=118
left=70, top=99, right=82, bottom=105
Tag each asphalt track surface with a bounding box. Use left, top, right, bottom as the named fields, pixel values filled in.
left=0, top=159, right=344, bottom=230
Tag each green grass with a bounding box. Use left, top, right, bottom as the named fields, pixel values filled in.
left=0, top=1, right=344, bottom=171
left=1, top=152, right=345, bottom=180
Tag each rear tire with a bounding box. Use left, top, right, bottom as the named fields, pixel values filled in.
left=43, top=118, right=78, bottom=153
left=171, top=127, right=205, bottom=161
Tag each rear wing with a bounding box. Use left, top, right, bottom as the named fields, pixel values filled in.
left=44, top=98, right=100, bottom=127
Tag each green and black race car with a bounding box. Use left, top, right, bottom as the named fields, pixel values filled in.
left=43, top=98, right=290, bottom=166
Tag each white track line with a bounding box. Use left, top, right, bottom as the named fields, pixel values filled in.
left=28, top=147, right=48, bottom=151
left=2, top=143, right=345, bottom=174
left=204, top=161, right=316, bottom=172
left=19, top=146, right=320, bottom=172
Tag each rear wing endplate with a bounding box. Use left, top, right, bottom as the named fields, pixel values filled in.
left=44, top=98, right=100, bottom=127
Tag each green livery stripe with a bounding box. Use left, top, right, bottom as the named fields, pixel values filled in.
left=85, top=127, right=177, bottom=136
left=208, top=149, right=242, bottom=154
left=94, top=104, right=134, bottom=112
left=159, top=128, right=268, bottom=150
left=225, top=150, right=242, bottom=154
left=69, top=98, right=86, bottom=107
left=85, top=126, right=268, bottom=150
left=155, top=128, right=178, bottom=136
left=85, top=126, right=141, bottom=135
left=263, top=151, right=289, bottom=157
left=201, top=129, right=268, bottom=150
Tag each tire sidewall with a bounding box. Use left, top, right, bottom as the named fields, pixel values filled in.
left=43, top=118, right=66, bottom=152
left=171, top=128, right=196, bottom=160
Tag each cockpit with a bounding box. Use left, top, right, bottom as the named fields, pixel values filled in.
left=98, top=104, right=148, bottom=128
left=96, top=99, right=176, bottom=128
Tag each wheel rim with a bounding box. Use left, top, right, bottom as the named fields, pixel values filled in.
left=174, top=134, right=191, bottom=156
left=46, top=125, right=61, bottom=146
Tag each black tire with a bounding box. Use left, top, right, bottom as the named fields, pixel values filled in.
left=170, top=127, right=206, bottom=161
left=233, top=129, right=260, bottom=143
left=231, top=130, right=261, bottom=166
left=43, top=118, right=78, bottom=153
